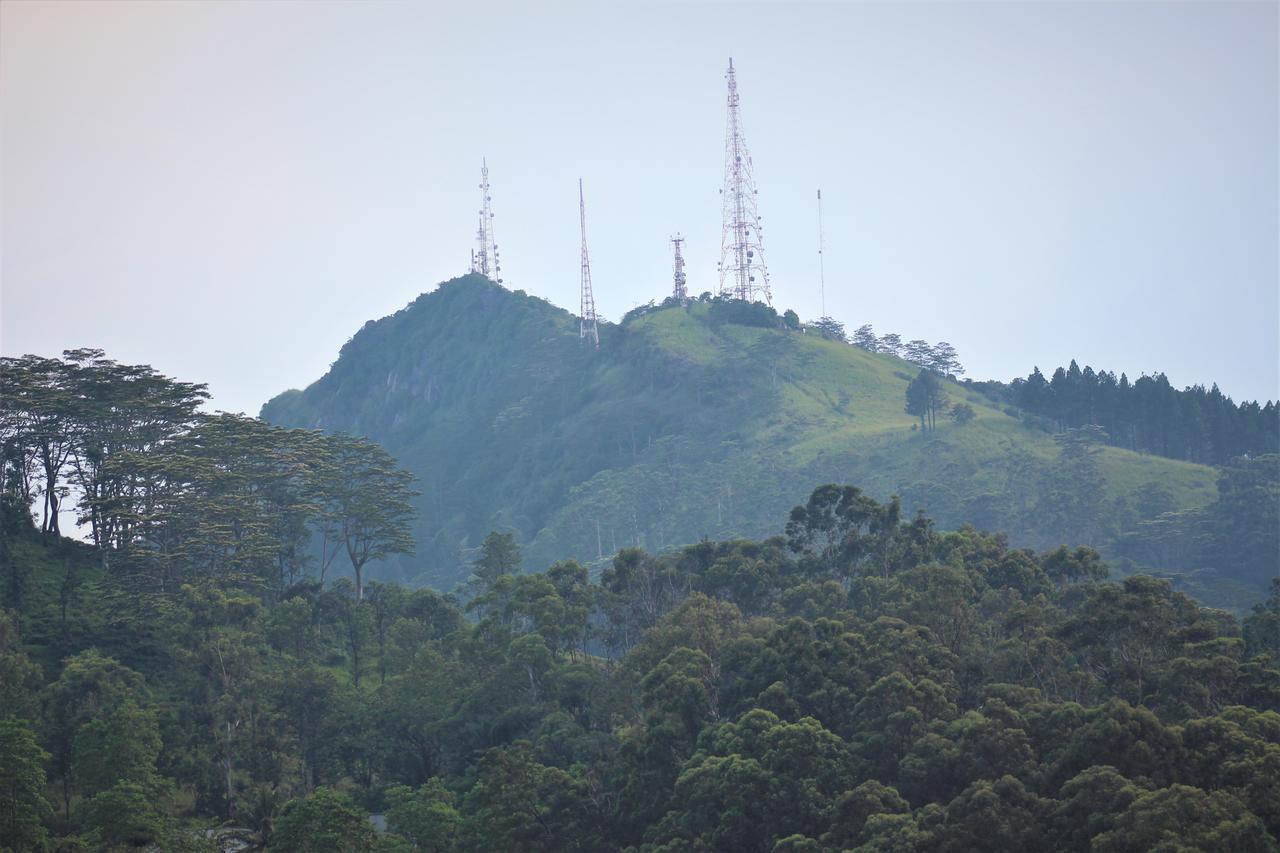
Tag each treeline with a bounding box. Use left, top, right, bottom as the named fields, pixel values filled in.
left=847, top=323, right=965, bottom=377
left=3, top=476, right=1280, bottom=850
left=970, top=361, right=1279, bottom=466
left=0, top=351, right=417, bottom=599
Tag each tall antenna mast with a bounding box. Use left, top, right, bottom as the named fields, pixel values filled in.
left=469, top=159, right=502, bottom=282
left=579, top=179, right=599, bottom=349
left=671, top=234, right=687, bottom=302
left=817, top=189, right=826, bottom=317
left=717, top=58, right=770, bottom=305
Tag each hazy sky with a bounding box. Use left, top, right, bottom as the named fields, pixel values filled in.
left=3, top=0, right=1277, bottom=414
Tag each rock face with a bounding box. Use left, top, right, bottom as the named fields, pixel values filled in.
left=263, top=275, right=1218, bottom=592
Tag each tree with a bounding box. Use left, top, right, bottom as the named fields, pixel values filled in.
left=315, top=433, right=417, bottom=600
left=62, top=349, right=208, bottom=554
left=905, top=370, right=948, bottom=431
left=271, top=787, right=377, bottom=852
left=1092, top=784, right=1275, bottom=853
left=928, top=341, right=964, bottom=377
left=0, top=610, right=41, bottom=720
left=384, top=779, right=461, bottom=853
left=950, top=403, right=975, bottom=425
left=1244, top=578, right=1280, bottom=660
left=81, top=780, right=168, bottom=849
left=1037, top=426, right=1109, bottom=547
left=460, top=742, right=592, bottom=852
left=822, top=780, right=910, bottom=850
left=878, top=333, right=903, bottom=358
left=1203, top=454, right=1280, bottom=590
left=324, top=580, right=372, bottom=686
left=1041, top=545, right=1108, bottom=589
left=73, top=701, right=163, bottom=797
left=472, top=531, right=521, bottom=589
left=39, top=649, right=150, bottom=817
left=903, top=339, right=934, bottom=367
left=0, top=718, right=50, bottom=851
left=0, top=355, right=77, bottom=534
left=810, top=317, right=847, bottom=342
left=851, top=325, right=879, bottom=351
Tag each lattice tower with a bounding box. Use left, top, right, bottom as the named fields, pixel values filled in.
left=717, top=58, right=770, bottom=304
left=579, top=179, right=599, bottom=348
left=671, top=234, right=688, bottom=302
left=469, top=159, right=502, bottom=282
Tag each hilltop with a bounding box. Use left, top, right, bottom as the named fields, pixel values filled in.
left=262, top=275, right=1239, bottom=599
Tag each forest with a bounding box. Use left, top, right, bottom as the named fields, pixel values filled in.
left=982, top=363, right=1277, bottom=466
left=2, top=350, right=1280, bottom=851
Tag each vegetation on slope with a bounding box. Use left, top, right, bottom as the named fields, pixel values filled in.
left=3, top=480, right=1280, bottom=851
left=263, top=276, right=1271, bottom=607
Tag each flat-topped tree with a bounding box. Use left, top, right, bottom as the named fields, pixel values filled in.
left=315, top=432, right=417, bottom=599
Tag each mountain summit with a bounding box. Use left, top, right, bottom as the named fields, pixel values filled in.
left=262, top=275, right=1217, bottom=591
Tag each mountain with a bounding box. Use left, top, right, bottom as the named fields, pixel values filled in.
left=262, top=275, right=1230, bottom=596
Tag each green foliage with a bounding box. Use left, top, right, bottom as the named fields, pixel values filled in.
left=1092, top=784, right=1277, bottom=852
left=997, top=361, right=1279, bottom=465
left=0, top=717, right=50, bottom=852
left=905, top=369, right=948, bottom=431
left=5, top=452, right=1280, bottom=851
left=460, top=742, right=591, bottom=852
left=271, top=787, right=378, bottom=852
left=259, top=276, right=1238, bottom=603
left=72, top=701, right=162, bottom=796
left=950, top=402, right=976, bottom=425
left=79, top=781, right=167, bottom=850
left=383, top=779, right=460, bottom=852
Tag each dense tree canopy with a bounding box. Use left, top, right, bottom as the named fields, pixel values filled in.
left=3, top=346, right=1278, bottom=851
left=4, top=468, right=1279, bottom=849
left=968, top=360, right=1280, bottom=466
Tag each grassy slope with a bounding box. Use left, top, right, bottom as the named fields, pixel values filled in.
left=262, top=278, right=1219, bottom=592
left=532, top=301, right=1217, bottom=573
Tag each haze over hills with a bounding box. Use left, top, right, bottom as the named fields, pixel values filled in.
left=260, top=274, right=1274, bottom=605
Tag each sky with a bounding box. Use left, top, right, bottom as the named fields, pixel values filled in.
left=2, top=0, right=1277, bottom=414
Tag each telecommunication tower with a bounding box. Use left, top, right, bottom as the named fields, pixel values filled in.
left=579, top=179, right=599, bottom=349
left=671, top=234, right=688, bottom=302
left=717, top=58, right=770, bottom=305
left=469, top=159, right=502, bottom=282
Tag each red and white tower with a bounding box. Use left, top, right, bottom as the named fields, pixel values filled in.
left=469, top=159, right=502, bottom=282
left=717, top=58, right=770, bottom=305
left=579, top=179, right=599, bottom=348
left=671, top=234, right=688, bottom=302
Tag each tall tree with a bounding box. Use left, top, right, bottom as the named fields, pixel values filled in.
left=905, top=370, right=949, bottom=431
left=878, top=333, right=903, bottom=358
left=929, top=341, right=963, bottom=377
left=315, top=433, right=417, bottom=600
left=0, top=718, right=51, bottom=851
left=903, top=340, right=935, bottom=368
left=851, top=325, right=879, bottom=351
left=62, top=349, right=207, bottom=554
left=0, top=355, right=76, bottom=534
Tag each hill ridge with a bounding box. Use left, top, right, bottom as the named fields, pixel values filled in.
left=262, top=274, right=1221, bottom=596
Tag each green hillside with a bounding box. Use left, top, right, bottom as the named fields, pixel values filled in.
left=262, top=275, right=1224, bottom=595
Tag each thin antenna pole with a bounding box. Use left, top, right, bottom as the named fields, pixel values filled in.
left=817, top=189, right=826, bottom=317
left=579, top=179, right=599, bottom=349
